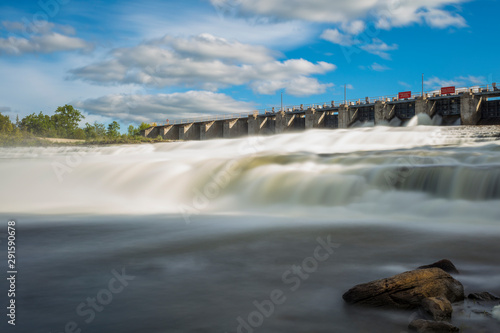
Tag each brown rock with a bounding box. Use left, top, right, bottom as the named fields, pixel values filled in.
left=342, top=268, right=464, bottom=309
left=421, top=297, right=453, bottom=321
left=467, top=292, right=500, bottom=301
left=418, top=259, right=459, bottom=274
left=409, top=319, right=459, bottom=333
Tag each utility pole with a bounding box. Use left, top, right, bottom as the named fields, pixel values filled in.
left=422, top=73, right=424, bottom=99
left=344, top=84, right=347, bottom=105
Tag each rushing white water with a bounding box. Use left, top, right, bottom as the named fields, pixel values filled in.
left=1, top=123, right=500, bottom=333
left=1, top=125, right=500, bottom=220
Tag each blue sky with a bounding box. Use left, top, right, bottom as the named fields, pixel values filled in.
left=0, top=0, right=498, bottom=128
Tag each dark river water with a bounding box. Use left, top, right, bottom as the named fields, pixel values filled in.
left=1, top=123, right=500, bottom=332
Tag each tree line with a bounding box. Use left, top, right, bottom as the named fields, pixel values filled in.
left=0, top=105, right=151, bottom=140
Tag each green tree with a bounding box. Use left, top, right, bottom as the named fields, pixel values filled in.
left=20, top=112, right=55, bottom=136
left=138, top=122, right=150, bottom=132
left=51, top=105, right=84, bottom=138
left=84, top=123, right=96, bottom=139
left=107, top=121, right=120, bottom=137
left=127, top=123, right=150, bottom=137
left=94, top=122, right=106, bottom=137
left=0, top=113, right=14, bottom=133
left=127, top=125, right=136, bottom=137
left=73, top=128, right=86, bottom=140
left=84, top=122, right=106, bottom=139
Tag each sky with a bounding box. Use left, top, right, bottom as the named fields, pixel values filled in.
left=0, top=0, right=499, bottom=129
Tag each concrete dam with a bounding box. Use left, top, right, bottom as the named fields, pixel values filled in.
left=142, top=84, right=500, bottom=141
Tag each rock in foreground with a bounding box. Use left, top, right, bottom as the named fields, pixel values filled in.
left=421, top=297, right=453, bottom=321
left=467, top=292, right=500, bottom=301
left=342, top=268, right=464, bottom=309
left=418, top=259, right=459, bottom=274
left=409, top=319, right=459, bottom=333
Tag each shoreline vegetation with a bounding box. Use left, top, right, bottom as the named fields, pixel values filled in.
left=0, top=105, right=169, bottom=147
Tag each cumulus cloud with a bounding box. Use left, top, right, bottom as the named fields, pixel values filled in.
left=70, top=34, right=336, bottom=96
left=252, top=76, right=333, bottom=96
left=74, top=91, right=256, bottom=123
left=341, top=20, right=366, bottom=35
left=0, top=33, right=92, bottom=55
left=423, top=8, right=467, bottom=28
left=321, top=29, right=358, bottom=46
left=376, top=3, right=468, bottom=29
left=210, top=0, right=468, bottom=29
left=360, top=39, right=398, bottom=60
left=0, top=20, right=92, bottom=55
left=215, top=0, right=467, bottom=60
left=321, top=28, right=398, bottom=60
left=425, top=75, right=486, bottom=89
left=154, top=33, right=277, bottom=63
left=0, top=106, right=11, bottom=113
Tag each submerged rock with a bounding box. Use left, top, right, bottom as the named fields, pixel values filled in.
left=342, top=268, right=464, bottom=309
left=421, top=297, right=453, bottom=321
left=471, top=309, right=492, bottom=317
left=408, top=319, right=459, bottom=333
left=418, top=259, right=459, bottom=275
left=467, top=292, right=500, bottom=302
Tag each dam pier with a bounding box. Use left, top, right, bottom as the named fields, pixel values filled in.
left=143, top=84, right=500, bottom=140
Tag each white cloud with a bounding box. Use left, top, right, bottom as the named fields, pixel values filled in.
left=152, top=33, right=277, bottom=63
left=425, top=75, right=486, bottom=89
left=398, top=81, right=411, bottom=88
left=126, top=11, right=316, bottom=50
left=423, top=8, right=467, bottom=28
left=341, top=20, right=366, bottom=35
left=2, top=21, right=77, bottom=36
left=210, top=0, right=468, bottom=29
left=360, top=38, right=398, bottom=60
left=74, top=91, right=256, bottom=123
left=321, top=27, right=398, bottom=59
left=464, top=75, right=486, bottom=85
left=370, top=62, right=391, bottom=72
left=0, top=57, right=138, bottom=121
left=0, top=21, right=92, bottom=55
left=0, top=33, right=92, bottom=55
left=210, top=0, right=464, bottom=63
left=252, top=76, right=333, bottom=96
left=70, top=34, right=336, bottom=96
left=320, top=29, right=357, bottom=46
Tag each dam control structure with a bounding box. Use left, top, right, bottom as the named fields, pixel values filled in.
left=142, top=84, right=500, bottom=140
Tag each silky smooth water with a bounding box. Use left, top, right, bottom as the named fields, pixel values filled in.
left=1, top=124, right=500, bottom=332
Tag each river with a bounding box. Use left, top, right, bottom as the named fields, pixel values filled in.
left=1, top=122, right=499, bottom=332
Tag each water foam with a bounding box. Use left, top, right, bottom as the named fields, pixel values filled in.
left=1, top=126, right=499, bottom=219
